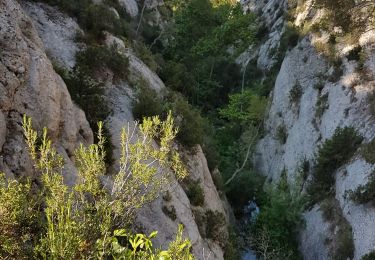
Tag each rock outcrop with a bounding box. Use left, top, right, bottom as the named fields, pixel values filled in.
left=0, top=0, right=92, bottom=184
left=247, top=0, right=375, bottom=258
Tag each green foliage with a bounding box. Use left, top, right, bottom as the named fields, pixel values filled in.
left=361, top=139, right=375, bottom=164
left=313, top=0, right=361, bottom=33
left=133, top=42, right=159, bottom=72
left=162, top=205, right=177, bottom=221
left=362, top=251, right=375, bottom=260
left=76, top=44, right=129, bottom=80
left=0, top=174, right=40, bottom=258
left=57, top=67, right=114, bottom=165
left=132, top=82, right=164, bottom=120
left=315, top=93, right=329, bottom=118
left=102, top=224, right=194, bottom=259
left=251, top=175, right=305, bottom=260
left=3, top=114, right=189, bottom=258
left=219, top=90, right=267, bottom=125
left=226, top=171, right=266, bottom=216
left=186, top=180, right=205, bottom=206
left=276, top=125, right=288, bottom=144
left=279, top=22, right=300, bottom=54
left=60, top=67, right=109, bottom=128
left=347, top=171, right=375, bottom=204
left=132, top=87, right=207, bottom=148
left=205, top=210, right=226, bottom=246
left=32, top=0, right=128, bottom=40
left=368, top=90, right=375, bottom=118
left=224, top=227, right=242, bottom=260
left=289, top=83, right=302, bottom=104
left=320, top=197, right=354, bottom=260
left=163, top=0, right=258, bottom=111
left=165, top=93, right=207, bottom=147
left=308, top=127, right=363, bottom=203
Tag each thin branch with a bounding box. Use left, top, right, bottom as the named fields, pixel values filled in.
left=136, top=0, right=148, bottom=39
left=224, top=123, right=261, bottom=186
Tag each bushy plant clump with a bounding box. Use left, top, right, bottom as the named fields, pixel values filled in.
left=362, top=250, right=375, bottom=260
left=289, top=83, right=302, bottom=104
left=308, top=127, right=363, bottom=203
left=225, top=171, right=265, bottom=216
left=361, top=139, right=375, bottom=164
left=205, top=210, right=227, bottom=246
left=76, top=44, right=129, bottom=80
left=251, top=174, right=305, bottom=260
left=347, top=171, right=375, bottom=204
left=133, top=88, right=207, bottom=148
left=186, top=180, right=205, bottom=206
left=276, top=125, right=288, bottom=144
left=320, top=198, right=354, bottom=260
left=0, top=115, right=192, bottom=259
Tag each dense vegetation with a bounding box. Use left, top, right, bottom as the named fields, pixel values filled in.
left=0, top=115, right=193, bottom=258
left=307, top=127, right=363, bottom=203
left=250, top=174, right=305, bottom=260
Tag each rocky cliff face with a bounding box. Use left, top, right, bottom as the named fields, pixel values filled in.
left=0, top=0, right=93, bottom=185
left=1, top=0, right=231, bottom=259
left=245, top=0, right=375, bottom=259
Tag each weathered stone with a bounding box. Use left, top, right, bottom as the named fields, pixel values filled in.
left=0, top=0, right=93, bottom=182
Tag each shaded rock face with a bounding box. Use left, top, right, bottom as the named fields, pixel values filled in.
left=0, top=0, right=92, bottom=184
left=249, top=0, right=375, bottom=258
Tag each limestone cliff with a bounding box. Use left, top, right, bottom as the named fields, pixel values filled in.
left=0, top=0, right=93, bottom=185
left=243, top=0, right=375, bottom=259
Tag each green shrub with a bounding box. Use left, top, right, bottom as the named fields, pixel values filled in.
left=11, top=114, right=189, bottom=258
left=132, top=89, right=207, bottom=148
left=133, top=42, right=159, bottom=72
left=76, top=44, right=129, bottom=80
left=361, top=139, right=375, bottom=164
left=162, top=205, right=177, bottom=221
left=279, top=22, right=300, bottom=52
left=164, top=93, right=207, bottom=147
left=60, top=68, right=109, bottom=128
left=368, top=90, right=375, bottom=117
left=314, top=80, right=325, bottom=91
left=276, top=125, right=288, bottom=144
left=320, top=197, right=354, bottom=260
left=315, top=93, right=329, bottom=118
left=224, top=227, right=242, bottom=260
left=308, top=127, right=363, bottom=203
left=289, top=83, right=302, bottom=104
left=362, top=251, right=375, bottom=260
left=32, top=0, right=128, bottom=40
left=347, top=46, right=363, bottom=61
left=335, top=223, right=355, bottom=260
left=252, top=176, right=305, bottom=260
left=132, top=83, right=164, bottom=120
left=226, top=171, right=265, bottom=216
left=0, top=174, right=40, bottom=258
left=186, top=180, right=205, bottom=206
left=347, top=171, right=375, bottom=204
left=206, top=210, right=226, bottom=246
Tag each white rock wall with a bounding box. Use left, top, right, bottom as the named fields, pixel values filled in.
left=252, top=0, right=375, bottom=258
